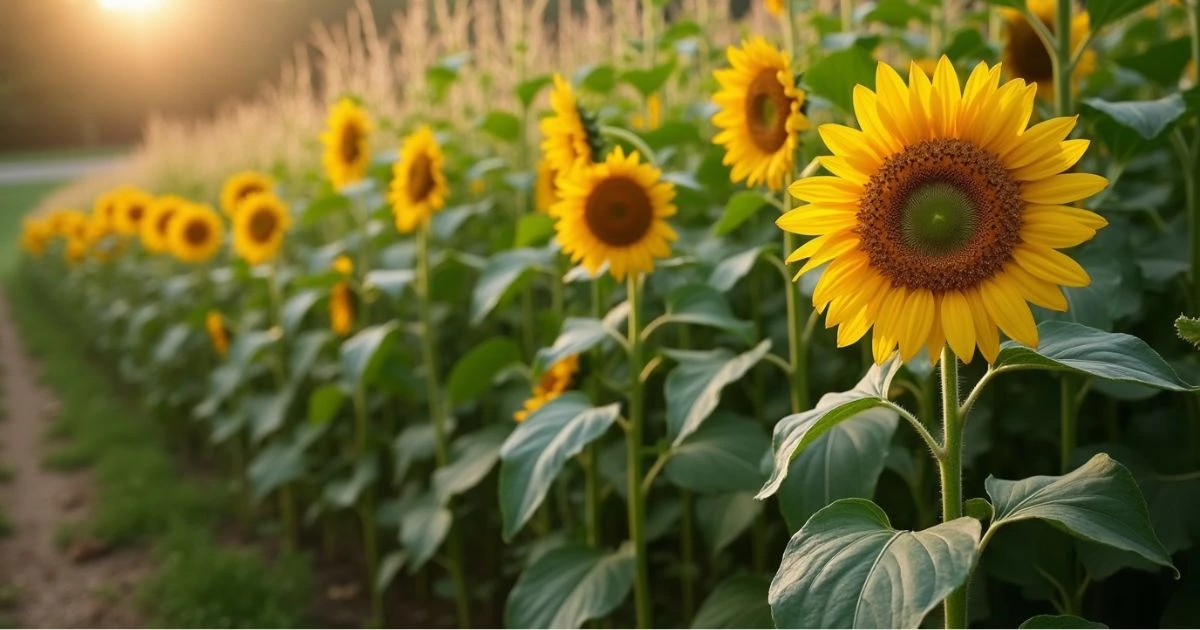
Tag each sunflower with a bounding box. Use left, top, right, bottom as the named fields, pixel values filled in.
left=47, top=208, right=86, bottom=238
left=332, top=255, right=354, bottom=276
left=765, top=0, right=785, bottom=15
left=92, top=188, right=126, bottom=231
left=321, top=98, right=371, bottom=189
left=168, top=203, right=225, bottom=263
left=205, top=310, right=231, bottom=358
left=221, top=171, right=274, bottom=217
left=114, top=188, right=153, bottom=237
left=712, top=37, right=811, bottom=191
left=514, top=355, right=580, bottom=422
left=389, top=126, right=449, bottom=234
left=631, top=94, right=662, bottom=131
left=1003, top=0, right=1094, bottom=101
left=330, top=282, right=356, bottom=336
left=552, top=147, right=678, bottom=281
left=20, top=217, right=50, bottom=256
left=65, top=238, right=89, bottom=265
left=535, top=158, right=560, bottom=215
left=141, top=195, right=186, bottom=253
left=780, top=57, right=1108, bottom=365
left=233, top=192, right=291, bottom=265
left=539, top=75, right=601, bottom=178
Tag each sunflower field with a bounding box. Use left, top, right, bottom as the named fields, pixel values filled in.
left=11, top=0, right=1200, bottom=627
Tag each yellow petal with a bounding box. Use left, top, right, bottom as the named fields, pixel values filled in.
left=796, top=232, right=861, bottom=275
left=777, top=205, right=858, bottom=235
left=940, top=291, right=977, bottom=363
left=981, top=275, right=1039, bottom=347
left=818, top=156, right=870, bottom=186
left=1021, top=173, right=1109, bottom=205
left=1001, top=116, right=1077, bottom=170
left=1012, top=243, right=1091, bottom=287
left=930, top=56, right=961, bottom=138
left=852, top=85, right=902, bottom=157
left=1012, top=139, right=1091, bottom=182
left=966, top=287, right=1001, bottom=364
left=1020, top=212, right=1098, bottom=248
left=1005, top=263, right=1068, bottom=311
left=788, top=175, right=863, bottom=204
left=819, top=125, right=883, bottom=173
left=872, top=329, right=898, bottom=365
left=1024, top=205, right=1108, bottom=230
left=837, top=307, right=873, bottom=347
left=898, top=288, right=935, bottom=362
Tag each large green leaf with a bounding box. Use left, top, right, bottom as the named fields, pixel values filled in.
left=769, top=499, right=981, bottom=628
left=986, top=453, right=1176, bottom=575
left=534, top=317, right=623, bottom=373
left=1086, top=0, right=1155, bottom=30
left=697, top=492, right=762, bottom=556
left=478, top=110, right=521, bottom=142
left=281, top=289, right=321, bottom=333
left=1115, top=37, right=1194, bottom=87
left=713, top=191, right=770, bottom=236
left=433, top=424, right=510, bottom=504
left=505, top=542, right=635, bottom=629
left=994, top=321, right=1195, bottom=391
left=308, top=383, right=346, bottom=425
left=664, top=413, right=769, bottom=494
left=777, top=406, right=898, bottom=532
left=621, top=58, right=677, bottom=97
left=249, top=387, right=295, bottom=441
left=656, top=284, right=755, bottom=343
left=1020, top=615, right=1107, bottom=629
left=708, top=246, right=766, bottom=293
left=363, top=269, right=416, bottom=300
left=691, top=574, right=774, bottom=629
left=758, top=358, right=902, bottom=499
left=446, top=337, right=522, bottom=406
left=1081, top=94, right=1187, bottom=161
left=665, top=341, right=771, bottom=447
left=323, top=455, right=379, bottom=509
left=470, top=247, right=554, bottom=324
left=399, top=494, right=453, bottom=571
left=340, top=322, right=400, bottom=389
left=499, top=393, right=620, bottom=540
left=804, top=46, right=877, bottom=113
left=393, top=423, right=438, bottom=482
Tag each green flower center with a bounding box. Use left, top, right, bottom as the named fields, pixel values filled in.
left=902, top=183, right=976, bottom=257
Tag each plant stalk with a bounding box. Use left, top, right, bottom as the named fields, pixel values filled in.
left=353, top=386, right=383, bottom=627
left=625, top=273, right=652, bottom=628
left=681, top=490, right=696, bottom=622
left=939, top=348, right=968, bottom=629
left=1053, top=0, right=1073, bottom=116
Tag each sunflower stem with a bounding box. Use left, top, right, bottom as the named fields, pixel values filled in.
left=939, top=347, right=968, bottom=629
left=352, top=385, right=383, bottom=627
left=1053, top=0, right=1073, bottom=116
left=599, top=126, right=659, bottom=166
left=585, top=278, right=604, bottom=550
left=625, top=273, right=652, bottom=629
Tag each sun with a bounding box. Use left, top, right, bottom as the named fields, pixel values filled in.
left=97, top=0, right=166, bottom=13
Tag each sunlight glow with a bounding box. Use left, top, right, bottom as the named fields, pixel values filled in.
left=97, top=0, right=166, bottom=13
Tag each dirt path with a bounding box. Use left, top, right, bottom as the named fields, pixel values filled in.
left=0, top=293, right=148, bottom=628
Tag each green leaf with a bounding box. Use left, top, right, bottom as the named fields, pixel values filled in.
left=400, top=494, right=452, bottom=571
left=499, top=393, right=620, bottom=540
left=300, top=189, right=350, bottom=225
left=478, top=110, right=521, bottom=142
left=714, top=191, right=770, bottom=236
left=691, top=574, right=774, bottom=629
left=665, top=341, right=772, bottom=446
left=340, top=322, right=399, bottom=390
left=658, top=284, right=756, bottom=343
left=576, top=65, right=617, bottom=94
left=965, top=498, right=994, bottom=524
left=308, top=384, right=346, bottom=425
left=470, top=248, right=553, bottom=324
left=708, top=246, right=765, bottom=293
left=986, top=453, right=1177, bottom=575
left=697, top=492, right=762, bottom=555
left=621, top=59, right=677, bottom=97
left=864, top=0, right=930, bottom=27
left=152, top=324, right=191, bottom=364
left=804, top=46, right=877, bottom=113
left=1019, top=615, right=1108, bottom=629
left=1176, top=315, right=1200, bottom=349
left=393, top=424, right=438, bottom=482
left=1086, top=0, right=1155, bottom=31
left=534, top=317, right=622, bottom=374
left=375, top=551, right=406, bottom=594
left=777, top=406, right=898, bottom=532
left=758, top=358, right=903, bottom=499
left=363, top=269, right=416, bottom=300
left=247, top=437, right=307, bottom=499
left=517, top=74, right=554, bottom=107
left=1115, top=37, right=1194, bottom=87
left=505, top=542, right=635, bottom=629
left=1081, top=94, right=1187, bottom=161
left=323, top=455, right=379, bottom=509
left=281, top=289, right=321, bottom=334
left=942, top=28, right=989, bottom=61
left=249, top=388, right=295, bottom=442
left=446, top=338, right=522, bottom=406
left=289, top=330, right=332, bottom=384
left=994, top=321, right=1195, bottom=391
left=664, top=413, right=769, bottom=494
left=433, top=424, right=510, bottom=504
left=770, top=499, right=981, bottom=628
left=515, top=213, right=556, bottom=247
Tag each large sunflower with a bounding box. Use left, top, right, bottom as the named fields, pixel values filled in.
left=781, top=58, right=1107, bottom=365
left=1003, top=0, right=1094, bottom=101
left=514, top=355, right=580, bottom=422
left=553, top=147, right=678, bottom=281
left=539, top=75, right=600, bottom=178
left=713, top=37, right=811, bottom=191
left=221, top=171, right=274, bottom=217
left=233, top=192, right=292, bottom=265
left=168, top=203, right=225, bottom=263
left=141, top=195, right=186, bottom=253
left=114, top=188, right=153, bottom=237
left=389, top=126, right=449, bottom=234
left=321, top=98, right=371, bottom=189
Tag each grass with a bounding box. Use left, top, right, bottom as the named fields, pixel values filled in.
left=0, top=180, right=65, bottom=278
left=5, top=272, right=314, bottom=627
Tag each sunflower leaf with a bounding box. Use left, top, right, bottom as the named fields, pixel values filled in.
left=665, top=340, right=772, bottom=446
left=714, top=191, right=770, bottom=236
left=1086, top=0, right=1156, bottom=31
left=803, top=46, right=877, bottom=114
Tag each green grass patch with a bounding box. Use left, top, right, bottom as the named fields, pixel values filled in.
left=41, top=442, right=94, bottom=472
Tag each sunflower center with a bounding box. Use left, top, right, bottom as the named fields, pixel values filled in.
left=247, top=209, right=278, bottom=243
left=744, top=69, right=792, bottom=153
left=129, top=204, right=145, bottom=222
left=407, top=153, right=436, bottom=202
left=583, top=176, right=654, bottom=247
left=1008, top=12, right=1054, bottom=83
left=237, top=184, right=264, bottom=205
left=340, top=124, right=362, bottom=164
left=858, top=138, right=1023, bottom=293
left=183, top=220, right=211, bottom=246
left=156, top=210, right=176, bottom=236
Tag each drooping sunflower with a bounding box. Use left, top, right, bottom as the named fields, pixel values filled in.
left=389, top=126, right=449, bottom=234
left=114, top=188, right=153, bottom=237
left=233, top=192, right=292, bottom=265
left=1003, top=0, right=1094, bottom=101
left=168, top=203, right=225, bottom=264
left=321, top=98, right=371, bottom=189
left=539, top=75, right=601, bottom=179
left=514, top=355, right=580, bottom=422
left=552, top=147, right=678, bottom=281
left=220, top=171, right=274, bottom=217
left=712, top=37, right=811, bottom=191
left=330, top=282, right=356, bottom=336
left=780, top=57, right=1108, bottom=365
left=534, top=158, right=560, bottom=215
left=141, top=195, right=186, bottom=253
left=205, top=310, right=231, bottom=358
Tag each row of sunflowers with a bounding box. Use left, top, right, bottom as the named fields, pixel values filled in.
left=14, top=0, right=1200, bottom=627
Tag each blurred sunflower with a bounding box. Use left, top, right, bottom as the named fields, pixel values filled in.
left=114, top=188, right=153, bottom=237
left=765, top=0, right=784, bottom=15
left=631, top=94, right=662, bottom=131
left=713, top=37, right=811, bottom=191
left=221, top=171, right=274, bottom=217
left=539, top=75, right=601, bottom=179
left=534, top=158, right=559, bottom=215
left=332, top=255, right=354, bottom=276
left=92, top=189, right=125, bottom=230
left=552, top=147, right=678, bottom=281
left=85, top=214, right=124, bottom=262
left=781, top=58, right=1107, bottom=365
left=1003, top=0, right=1094, bottom=101
left=205, top=310, right=231, bottom=358
left=46, top=208, right=84, bottom=237
left=20, top=217, right=50, bottom=256
left=141, top=195, right=186, bottom=253
left=389, top=126, right=448, bottom=234
left=233, top=193, right=292, bottom=265
left=514, top=355, right=580, bottom=422
left=65, top=238, right=89, bottom=265
left=330, top=282, right=356, bottom=336
left=321, top=98, right=371, bottom=189
left=168, top=203, right=225, bottom=263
